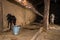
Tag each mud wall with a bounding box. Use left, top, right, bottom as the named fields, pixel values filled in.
left=3, top=0, right=36, bottom=28
left=0, top=0, right=3, bottom=32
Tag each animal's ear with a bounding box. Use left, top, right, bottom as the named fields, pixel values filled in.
left=6, top=14, right=9, bottom=17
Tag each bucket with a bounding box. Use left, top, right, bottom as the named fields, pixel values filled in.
left=12, top=25, right=20, bottom=35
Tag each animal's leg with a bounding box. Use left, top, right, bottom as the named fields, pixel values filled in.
left=7, top=22, right=9, bottom=28
left=13, top=21, right=16, bottom=25
left=14, top=22, right=16, bottom=25
left=10, top=22, right=12, bottom=30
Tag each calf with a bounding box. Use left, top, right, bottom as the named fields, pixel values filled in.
left=6, top=14, right=16, bottom=30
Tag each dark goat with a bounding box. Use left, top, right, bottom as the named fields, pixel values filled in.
left=6, top=14, right=16, bottom=30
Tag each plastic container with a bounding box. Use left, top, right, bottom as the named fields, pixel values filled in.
left=12, top=25, right=20, bottom=35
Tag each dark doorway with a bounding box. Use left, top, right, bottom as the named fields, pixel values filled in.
left=55, top=0, right=60, bottom=25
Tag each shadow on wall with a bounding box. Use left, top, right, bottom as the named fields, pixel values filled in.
left=6, top=14, right=16, bottom=30
left=33, top=15, right=43, bottom=24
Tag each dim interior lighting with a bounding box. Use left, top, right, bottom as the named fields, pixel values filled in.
left=18, top=0, right=22, bottom=2
left=15, top=0, right=22, bottom=2
left=26, top=6, right=31, bottom=8
left=16, top=0, right=31, bottom=8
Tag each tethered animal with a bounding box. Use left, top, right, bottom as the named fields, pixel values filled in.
left=6, top=14, right=16, bottom=30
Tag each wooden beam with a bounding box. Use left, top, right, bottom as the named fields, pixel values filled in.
left=15, top=0, right=43, bottom=17
left=43, top=0, right=50, bottom=30
left=31, top=27, right=43, bottom=40
left=0, top=0, right=3, bottom=33
left=30, top=6, right=43, bottom=17
left=30, top=0, right=50, bottom=40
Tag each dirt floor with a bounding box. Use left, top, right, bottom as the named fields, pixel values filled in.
left=36, top=24, right=60, bottom=40
left=0, top=24, right=60, bottom=40
left=0, top=28, right=38, bottom=40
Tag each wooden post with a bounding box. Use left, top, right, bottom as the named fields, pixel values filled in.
left=43, top=0, right=50, bottom=30
left=31, top=0, right=50, bottom=40
left=0, top=0, right=3, bottom=33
